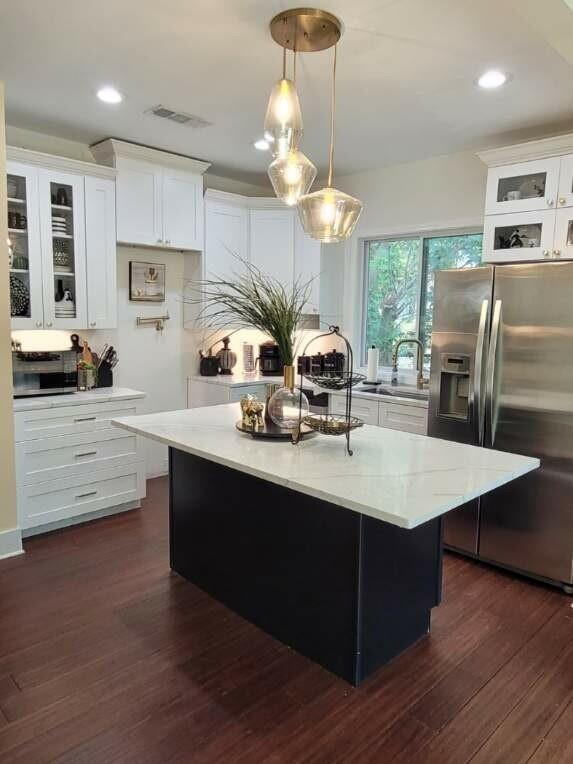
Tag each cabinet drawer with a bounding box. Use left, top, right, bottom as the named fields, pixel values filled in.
left=229, top=384, right=268, bottom=402
left=16, top=430, right=140, bottom=486
left=329, top=394, right=379, bottom=425
left=378, top=402, right=427, bottom=435
left=18, top=463, right=145, bottom=530
left=14, top=401, right=138, bottom=442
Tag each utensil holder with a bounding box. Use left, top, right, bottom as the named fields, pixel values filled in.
left=96, top=361, right=113, bottom=388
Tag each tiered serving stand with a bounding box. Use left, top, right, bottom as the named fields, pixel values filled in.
left=293, top=326, right=365, bottom=455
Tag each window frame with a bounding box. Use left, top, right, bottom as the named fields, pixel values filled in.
left=361, top=226, right=483, bottom=366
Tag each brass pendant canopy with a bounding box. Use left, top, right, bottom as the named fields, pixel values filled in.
left=268, top=149, right=317, bottom=206
left=269, top=8, right=343, bottom=53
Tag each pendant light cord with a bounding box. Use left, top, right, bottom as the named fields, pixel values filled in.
left=282, top=46, right=286, bottom=79
left=327, top=43, right=337, bottom=188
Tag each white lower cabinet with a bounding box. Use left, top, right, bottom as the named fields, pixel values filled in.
left=188, top=379, right=271, bottom=408
left=330, top=394, right=379, bottom=425
left=330, top=393, right=428, bottom=435
left=378, top=401, right=427, bottom=435
left=14, top=395, right=146, bottom=533
left=18, top=466, right=144, bottom=531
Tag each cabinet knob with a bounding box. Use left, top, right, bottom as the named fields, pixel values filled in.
left=35, top=320, right=42, bottom=328
left=543, top=250, right=551, bottom=258
left=547, top=198, right=555, bottom=207
left=46, top=321, right=53, bottom=327
left=89, top=321, right=96, bottom=327
left=553, top=249, right=562, bottom=258
left=559, top=197, right=567, bottom=205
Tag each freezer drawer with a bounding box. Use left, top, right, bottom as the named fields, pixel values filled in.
left=480, top=467, right=573, bottom=585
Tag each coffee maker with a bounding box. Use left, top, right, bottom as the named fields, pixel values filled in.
left=257, top=342, right=283, bottom=376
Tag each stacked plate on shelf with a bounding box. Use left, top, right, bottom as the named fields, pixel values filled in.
left=52, top=215, right=68, bottom=236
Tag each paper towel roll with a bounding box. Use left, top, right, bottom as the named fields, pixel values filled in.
left=367, top=346, right=379, bottom=383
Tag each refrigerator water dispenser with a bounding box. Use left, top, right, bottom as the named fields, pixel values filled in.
left=438, top=354, right=470, bottom=421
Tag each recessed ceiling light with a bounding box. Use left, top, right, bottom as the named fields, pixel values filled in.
left=254, top=138, right=270, bottom=151
left=477, top=70, right=508, bottom=89
left=97, top=86, right=123, bottom=104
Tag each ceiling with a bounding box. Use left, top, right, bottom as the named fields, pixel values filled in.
left=1, top=0, right=573, bottom=186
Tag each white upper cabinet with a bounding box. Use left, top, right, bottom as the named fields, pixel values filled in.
left=479, top=134, right=573, bottom=262
left=7, top=147, right=117, bottom=330
left=114, top=157, right=162, bottom=247
left=484, top=158, right=560, bottom=216
left=204, top=191, right=248, bottom=280
left=557, top=154, right=573, bottom=209
left=249, top=207, right=295, bottom=286
left=483, top=210, right=556, bottom=263
left=91, top=139, right=210, bottom=251
left=7, top=161, right=43, bottom=329
left=85, top=176, right=117, bottom=329
left=294, top=214, right=321, bottom=314
left=163, top=168, right=203, bottom=250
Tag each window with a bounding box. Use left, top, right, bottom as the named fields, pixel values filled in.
left=364, top=231, right=483, bottom=368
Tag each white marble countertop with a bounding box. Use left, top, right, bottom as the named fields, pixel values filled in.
left=188, top=373, right=284, bottom=387
left=330, top=383, right=429, bottom=409
left=13, top=387, right=146, bottom=412
left=113, top=403, right=539, bottom=530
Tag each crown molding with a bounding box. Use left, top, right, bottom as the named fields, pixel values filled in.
left=247, top=196, right=287, bottom=210
left=477, top=133, right=573, bottom=167
left=91, top=138, right=211, bottom=175
left=7, top=146, right=116, bottom=180
left=204, top=189, right=249, bottom=207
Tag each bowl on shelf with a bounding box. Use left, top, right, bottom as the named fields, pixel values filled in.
left=301, top=413, right=364, bottom=436
left=303, top=371, right=366, bottom=390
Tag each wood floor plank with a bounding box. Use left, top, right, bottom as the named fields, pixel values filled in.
left=528, top=697, right=573, bottom=763
left=0, top=476, right=570, bottom=764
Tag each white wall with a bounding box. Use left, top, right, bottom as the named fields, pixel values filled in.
left=323, top=150, right=488, bottom=354
left=0, top=83, right=22, bottom=557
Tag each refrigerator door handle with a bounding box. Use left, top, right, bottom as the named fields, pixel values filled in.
left=485, top=299, right=502, bottom=447
left=473, top=299, right=489, bottom=446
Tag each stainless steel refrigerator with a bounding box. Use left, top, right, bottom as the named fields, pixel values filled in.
left=428, top=261, right=573, bottom=593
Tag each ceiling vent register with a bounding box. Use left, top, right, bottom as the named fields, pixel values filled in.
left=146, top=105, right=212, bottom=128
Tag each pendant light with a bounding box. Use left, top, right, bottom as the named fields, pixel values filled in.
left=264, top=48, right=303, bottom=158
left=265, top=8, right=363, bottom=240
left=297, top=44, right=363, bottom=243
left=267, top=47, right=317, bottom=205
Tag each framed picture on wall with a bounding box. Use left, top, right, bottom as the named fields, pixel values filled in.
left=129, top=261, right=166, bottom=302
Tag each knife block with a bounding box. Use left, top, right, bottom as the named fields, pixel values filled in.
left=96, top=361, right=114, bottom=388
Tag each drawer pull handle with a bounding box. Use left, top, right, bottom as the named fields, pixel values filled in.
left=74, top=416, right=97, bottom=423
left=74, top=451, right=97, bottom=458
left=75, top=490, right=98, bottom=499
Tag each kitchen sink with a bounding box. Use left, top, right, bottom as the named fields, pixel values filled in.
left=360, top=386, right=429, bottom=402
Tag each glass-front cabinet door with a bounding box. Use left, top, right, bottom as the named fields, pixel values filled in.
left=484, top=158, right=560, bottom=216
left=38, top=170, right=86, bottom=329
left=7, top=162, right=44, bottom=329
left=557, top=154, right=573, bottom=209
left=483, top=210, right=556, bottom=263
left=553, top=207, right=573, bottom=259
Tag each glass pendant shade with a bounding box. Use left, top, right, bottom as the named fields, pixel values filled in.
left=267, top=149, right=317, bottom=206
left=264, top=78, right=303, bottom=157
left=297, top=186, right=363, bottom=243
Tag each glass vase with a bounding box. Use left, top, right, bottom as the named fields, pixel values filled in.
left=267, top=365, right=309, bottom=430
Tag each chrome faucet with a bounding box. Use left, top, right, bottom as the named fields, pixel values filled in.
left=391, top=338, right=429, bottom=389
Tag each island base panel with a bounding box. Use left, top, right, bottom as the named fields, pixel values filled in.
left=169, top=447, right=443, bottom=686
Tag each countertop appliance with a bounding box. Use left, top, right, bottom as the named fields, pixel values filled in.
left=428, top=262, right=573, bottom=593
left=12, top=350, right=77, bottom=397
left=257, top=342, right=283, bottom=376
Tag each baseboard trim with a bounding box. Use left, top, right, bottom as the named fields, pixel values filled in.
left=22, top=501, right=141, bottom=538
left=0, top=527, right=24, bottom=560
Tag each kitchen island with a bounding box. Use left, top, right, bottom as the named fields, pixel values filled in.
left=113, top=403, right=538, bottom=685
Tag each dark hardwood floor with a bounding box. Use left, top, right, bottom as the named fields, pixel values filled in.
left=0, top=477, right=572, bottom=763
